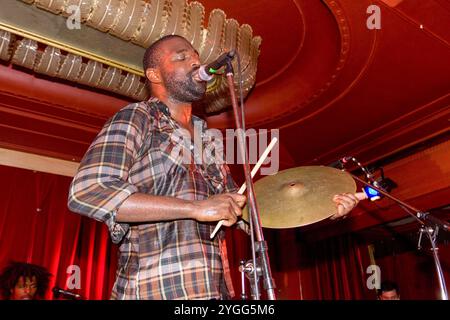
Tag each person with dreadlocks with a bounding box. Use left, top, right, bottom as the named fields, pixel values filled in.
left=0, top=261, right=52, bottom=300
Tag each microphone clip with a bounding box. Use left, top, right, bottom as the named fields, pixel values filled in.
left=197, top=50, right=236, bottom=81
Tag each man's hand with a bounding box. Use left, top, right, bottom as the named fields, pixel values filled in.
left=329, top=192, right=367, bottom=220
left=191, top=193, right=247, bottom=227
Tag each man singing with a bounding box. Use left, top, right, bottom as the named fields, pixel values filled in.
left=68, top=35, right=361, bottom=299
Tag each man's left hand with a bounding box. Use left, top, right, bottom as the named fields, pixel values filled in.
left=329, top=192, right=367, bottom=220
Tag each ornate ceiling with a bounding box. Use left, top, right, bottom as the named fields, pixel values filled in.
left=1, top=0, right=448, bottom=161
left=0, top=0, right=261, bottom=113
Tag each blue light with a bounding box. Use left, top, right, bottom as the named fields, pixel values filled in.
left=363, top=186, right=381, bottom=201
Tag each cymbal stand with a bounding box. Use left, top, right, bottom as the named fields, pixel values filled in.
left=350, top=173, right=449, bottom=300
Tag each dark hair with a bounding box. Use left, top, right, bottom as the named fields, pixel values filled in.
left=377, top=280, right=399, bottom=295
left=0, top=262, right=52, bottom=299
left=142, top=34, right=188, bottom=72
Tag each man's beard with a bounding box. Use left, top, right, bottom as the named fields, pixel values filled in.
left=162, top=68, right=206, bottom=103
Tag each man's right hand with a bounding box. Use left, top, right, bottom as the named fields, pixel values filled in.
left=191, top=193, right=247, bottom=227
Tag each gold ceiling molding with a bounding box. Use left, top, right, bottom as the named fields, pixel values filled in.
left=0, top=29, right=148, bottom=100
left=0, top=0, right=262, bottom=114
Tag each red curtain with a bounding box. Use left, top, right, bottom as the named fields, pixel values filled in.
left=1, top=164, right=449, bottom=300
left=372, top=237, right=450, bottom=300
left=224, top=228, right=375, bottom=299
left=0, top=165, right=117, bottom=300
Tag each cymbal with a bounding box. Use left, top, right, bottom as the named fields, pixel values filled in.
left=242, top=166, right=356, bottom=228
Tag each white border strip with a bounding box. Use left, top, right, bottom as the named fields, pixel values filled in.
left=0, top=148, right=79, bottom=177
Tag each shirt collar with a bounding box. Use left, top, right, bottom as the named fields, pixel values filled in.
left=146, top=97, right=207, bottom=131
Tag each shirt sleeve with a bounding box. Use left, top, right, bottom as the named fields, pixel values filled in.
left=67, top=103, right=150, bottom=244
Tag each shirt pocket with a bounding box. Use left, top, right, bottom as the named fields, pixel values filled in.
left=157, top=131, right=190, bottom=175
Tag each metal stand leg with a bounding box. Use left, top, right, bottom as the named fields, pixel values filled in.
left=418, top=226, right=449, bottom=300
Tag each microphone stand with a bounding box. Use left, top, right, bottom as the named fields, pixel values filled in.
left=349, top=173, right=449, bottom=300
left=224, top=60, right=277, bottom=300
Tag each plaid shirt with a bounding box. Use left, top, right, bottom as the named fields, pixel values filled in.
left=68, top=98, right=239, bottom=299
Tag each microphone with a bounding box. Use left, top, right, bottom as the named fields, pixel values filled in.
left=197, top=50, right=236, bottom=81
left=52, top=286, right=82, bottom=299
left=327, top=156, right=353, bottom=169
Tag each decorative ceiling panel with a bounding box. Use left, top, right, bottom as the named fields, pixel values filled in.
left=0, top=0, right=262, bottom=113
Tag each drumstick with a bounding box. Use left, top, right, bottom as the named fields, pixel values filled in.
left=210, top=137, right=278, bottom=239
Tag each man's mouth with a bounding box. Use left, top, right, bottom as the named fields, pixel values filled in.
left=190, top=68, right=204, bottom=83
left=192, top=74, right=202, bottom=82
